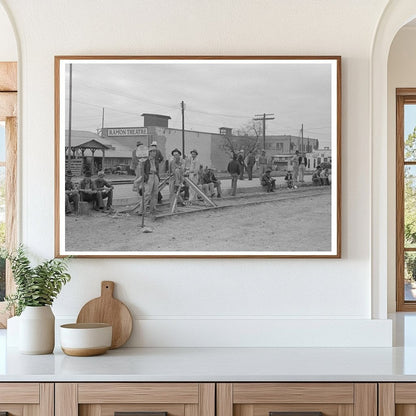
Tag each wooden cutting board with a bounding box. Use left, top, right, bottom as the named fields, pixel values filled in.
left=76, top=281, right=133, bottom=349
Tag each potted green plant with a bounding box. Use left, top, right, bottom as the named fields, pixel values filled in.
left=4, top=246, right=71, bottom=354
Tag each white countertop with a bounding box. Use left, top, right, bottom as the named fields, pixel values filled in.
left=2, top=346, right=416, bottom=382
left=2, top=313, right=416, bottom=382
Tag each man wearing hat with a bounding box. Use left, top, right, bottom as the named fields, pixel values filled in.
left=260, top=167, right=276, bottom=192
left=258, top=149, right=268, bottom=175
left=137, top=146, right=160, bottom=216
left=79, top=170, right=99, bottom=210
left=169, top=148, right=185, bottom=211
left=150, top=140, right=164, bottom=166
left=186, top=149, right=200, bottom=203
left=201, top=167, right=222, bottom=198
left=291, top=150, right=300, bottom=182
left=95, top=170, right=114, bottom=211
left=237, top=149, right=246, bottom=180
left=65, top=170, right=80, bottom=215
left=130, top=141, right=143, bottom=176
left=227, top=153, right=241, bottom=196
left=149, top=140, right=164, bottom=203
left=246, top=150, right=256, bottom=180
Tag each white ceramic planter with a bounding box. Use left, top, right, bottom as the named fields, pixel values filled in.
left=6, top=315, right=20, bottom=347
left=19, top=306, right=55, bottom=354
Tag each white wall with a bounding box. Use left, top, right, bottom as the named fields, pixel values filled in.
left=387, top=26, right=416, bottom=312
left=0, top=0, right=394, bottom=347
left=0, top=2, right=16, bottom=61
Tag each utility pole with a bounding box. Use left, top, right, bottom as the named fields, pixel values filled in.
left=254, top=113, right=275, bottom=150
left=68, top=63, right=73, bottom=170
left=301, top=123, right=304, bottom=153
left=101, top=107, right=105, bottom=134
left=181, top=101, right=185, bottom=158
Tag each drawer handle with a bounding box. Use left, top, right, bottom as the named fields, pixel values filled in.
left=270, top=413, right=323, bottom=416
left=115, top=412, right=168, bottom=416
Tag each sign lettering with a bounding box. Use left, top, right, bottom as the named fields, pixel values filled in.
left=107, top=127, right=148, bottom=136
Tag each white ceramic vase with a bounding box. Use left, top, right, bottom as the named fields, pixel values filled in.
left=19, top=306, right=55, bottom=354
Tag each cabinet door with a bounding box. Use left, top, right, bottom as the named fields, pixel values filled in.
left=379, top=383, right=416, bottom=416
left=217, top=383, right=377, bottom=416
left=55, top=383, right=215, bottom=416
left=0, top=383, right=53, bottom=416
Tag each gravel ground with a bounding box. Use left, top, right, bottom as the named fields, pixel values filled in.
left=65, top=188, right=332, bottom=253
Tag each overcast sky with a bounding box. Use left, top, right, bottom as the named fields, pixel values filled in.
left=64, top=60, right=334, bottom=148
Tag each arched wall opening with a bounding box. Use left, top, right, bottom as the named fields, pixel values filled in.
left=372, top=1, right=416, bottom=319
left=387, top=19, right=416, bottom=313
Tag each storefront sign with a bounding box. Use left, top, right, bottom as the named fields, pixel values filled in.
left=107, top=127, right=147, bottom=136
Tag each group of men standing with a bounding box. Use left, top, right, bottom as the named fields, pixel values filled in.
left=132, top=141, right=222, bottom=216
left=233, top=149, right=268, bottom=181
left=227, top=149, right=271, bottom=196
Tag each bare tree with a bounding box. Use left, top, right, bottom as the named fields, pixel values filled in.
left=221, top=120, right=262, bottom=157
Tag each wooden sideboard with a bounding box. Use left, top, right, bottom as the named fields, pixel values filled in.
left=2, top=382, right=416, bottom=416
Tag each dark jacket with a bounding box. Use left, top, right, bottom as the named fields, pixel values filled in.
left=298, top=156, right=307, bottom=165
left=202, top=170, right=218, bottom=185
left=143, top=158, right=159, bottom=183
left=227, top=159, right=241, bottom=175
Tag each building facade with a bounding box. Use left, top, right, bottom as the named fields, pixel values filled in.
left=67, top=113, right=326, bottom=174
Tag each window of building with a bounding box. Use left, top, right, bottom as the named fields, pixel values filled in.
left=396, top=89, right=416, bottom=311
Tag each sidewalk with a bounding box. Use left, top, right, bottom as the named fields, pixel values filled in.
left=112, top=174, right=315, bottom=206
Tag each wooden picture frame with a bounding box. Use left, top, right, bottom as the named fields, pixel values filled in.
left=55, top=56, right=341, bottom=258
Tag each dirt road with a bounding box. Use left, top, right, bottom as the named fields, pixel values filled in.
left=65, top=188, right=332, bottom=253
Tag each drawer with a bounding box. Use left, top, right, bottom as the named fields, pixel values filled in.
left=0, top=383, right=53, bottom=416
left=379, top=383, right=416, bottom=416
left=56, top=383, right=215, bottom=416
left=217, top=383, right=377, bottom=416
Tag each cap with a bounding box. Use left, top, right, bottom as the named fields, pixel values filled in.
left=136, top=141, right=143, bottom=146
left=190, top=149, right=198, bottom=155
left=266, top=168, right=272, bottom=172
left=150, top=140, right=158, bottom=147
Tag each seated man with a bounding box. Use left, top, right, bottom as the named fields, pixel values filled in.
left=206, top=168, right=222, bottom=197
left=79, top=170, right=99, bottom=210
left=322, top=167, right=330, bottom=185
left=261, top=168, right=276, bottom=192
left=312, top=165, right=324, bottom=186
left=201, top=167, right=216, bottom=197
left=95, top=170, right=114, bottom=211
left=201, top=167, right=221, bottom=198
left=65, top=170, right=79, bottom=215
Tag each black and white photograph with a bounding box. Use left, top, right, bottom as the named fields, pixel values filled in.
left=55, top=56, right=341, bottom=257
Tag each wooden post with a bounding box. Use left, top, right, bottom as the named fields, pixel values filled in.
left=141, top=162, right=145, bottom=227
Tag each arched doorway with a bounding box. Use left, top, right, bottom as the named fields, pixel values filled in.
left=371, top=1, right=416, bottom=318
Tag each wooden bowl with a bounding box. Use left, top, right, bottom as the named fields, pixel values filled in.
left=60, top=323, right=112, bottom=356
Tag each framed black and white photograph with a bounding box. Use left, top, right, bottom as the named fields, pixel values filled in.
left=55, top=56, right=341, bottom=258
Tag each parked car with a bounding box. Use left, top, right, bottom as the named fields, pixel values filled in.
left=112, top=164, right=132, bottom=175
